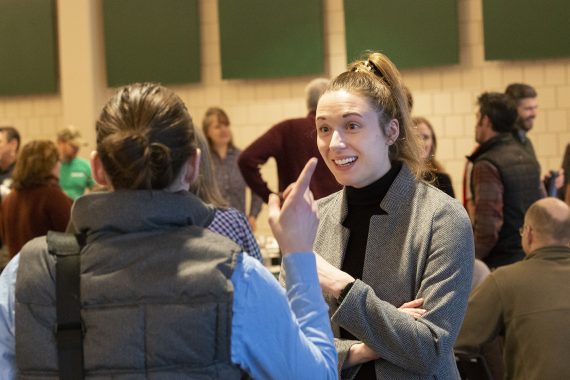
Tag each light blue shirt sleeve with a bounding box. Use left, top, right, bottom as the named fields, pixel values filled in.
left=0, top=254, right=19, bottom=380
left=230, top=252, right=337, bottom=379
left=0, top=252, right=337, bottom=380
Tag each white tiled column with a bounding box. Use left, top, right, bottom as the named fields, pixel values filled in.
left=57, top=0, right=108, bottom=156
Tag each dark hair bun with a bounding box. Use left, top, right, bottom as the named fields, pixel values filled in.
left=100, top=132, right=174, bottom=189
left=147, top=142, right=173, bottom=188
left=96, top=83, right=197, bottom=190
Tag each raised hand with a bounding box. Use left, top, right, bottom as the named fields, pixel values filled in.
left=268, top=158, right=318, bottom=255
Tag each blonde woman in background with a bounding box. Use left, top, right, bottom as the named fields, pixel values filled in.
left=413, top=116, right=455, bottom=198
left=202, top=107, right=263, bottom=231
left=191, top=131, right=262, bottom=261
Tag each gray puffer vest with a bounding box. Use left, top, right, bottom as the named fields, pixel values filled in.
left=15, top=191, right=245, bottom=379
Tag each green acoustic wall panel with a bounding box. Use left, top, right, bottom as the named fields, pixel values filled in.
left=103, top=0, right=200, bottom=86
left=0, top=0, right=58, bottom=96
left=219, top=0, right=324, bottom=79
left=344, top=0, right=459, bottom=69
left=483, top=0, right=570, bottom=61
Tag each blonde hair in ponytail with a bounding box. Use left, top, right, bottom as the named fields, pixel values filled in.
left=327, top=52, right=425, bottom=180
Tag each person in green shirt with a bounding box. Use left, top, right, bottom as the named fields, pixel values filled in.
left=56, top=126, right=95, bottom=200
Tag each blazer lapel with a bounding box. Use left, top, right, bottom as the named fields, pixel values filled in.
left=362, top=165, right=417, bottom=282
left=315, top=190, right=350, bottom=269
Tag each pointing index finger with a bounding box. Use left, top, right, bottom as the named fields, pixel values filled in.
left=290, top=158, right=317, bottom=198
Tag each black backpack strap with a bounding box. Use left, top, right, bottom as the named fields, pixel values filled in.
left=47, top=231, right=86, bottom=380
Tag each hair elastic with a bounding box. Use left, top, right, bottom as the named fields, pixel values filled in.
left=364, top=60, right=384, bottom=79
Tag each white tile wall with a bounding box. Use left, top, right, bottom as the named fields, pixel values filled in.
left=0, top=0, right=568, bottom=235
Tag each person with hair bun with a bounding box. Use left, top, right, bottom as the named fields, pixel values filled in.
left=0, top=140, right=71, bottom=258
left=307, top=52, right=474, bottom=378
left=413, top=116, right=455, bottom=197
left=0, top=83, right=337, bottom=379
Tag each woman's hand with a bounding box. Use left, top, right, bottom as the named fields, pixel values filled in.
left=398, top=298, right=426, bottom=320
left=344, top=343, right=380, bottom=369
left=315, top=254, right=355, bottom=299
left=342, top=299, right=426, bottom=369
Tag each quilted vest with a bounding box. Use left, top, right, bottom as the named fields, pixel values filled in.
left=469, top=133, right=543, bottom=267
left=15, top=226, right=243, bottom=379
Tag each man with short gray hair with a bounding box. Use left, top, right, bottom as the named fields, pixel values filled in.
left=238, top=78, right=340, bottom=203
left=456, top=197, right=570, bottom=379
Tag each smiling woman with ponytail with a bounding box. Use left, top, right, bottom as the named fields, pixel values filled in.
left=308, top=52, right=475, bottom=379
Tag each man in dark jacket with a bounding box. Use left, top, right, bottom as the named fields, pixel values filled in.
left=505, top=83, right=564, bottom=197
left=468, top=92, right=543, bottom=268
left=238, top=78, right=341, bottom=203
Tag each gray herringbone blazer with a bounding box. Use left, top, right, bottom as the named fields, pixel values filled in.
left=315, top=164, right=474, bottom=379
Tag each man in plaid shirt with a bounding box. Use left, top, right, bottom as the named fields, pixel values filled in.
left=467, top=92, right=543, bottom=269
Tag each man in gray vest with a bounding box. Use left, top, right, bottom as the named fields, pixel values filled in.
left=456, top=197, right=570, bottom=379
left=467, top=92, right=543, bottom=268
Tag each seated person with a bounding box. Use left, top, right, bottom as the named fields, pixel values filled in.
left=456, top=197, right=570, bottom=380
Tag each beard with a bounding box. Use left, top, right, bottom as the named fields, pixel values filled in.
left=521, top=117, right=534, bottom=131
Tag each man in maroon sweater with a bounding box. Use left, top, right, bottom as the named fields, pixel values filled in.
left=238, top=78, right=341, bottom=202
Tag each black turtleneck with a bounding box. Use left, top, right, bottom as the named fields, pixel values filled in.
left=341, top=161, right=401, bottom=279
left=340, top=162, right=401, bottom=379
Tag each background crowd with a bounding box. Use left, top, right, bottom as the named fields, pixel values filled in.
left=0, top=49, right=569, bottom=379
